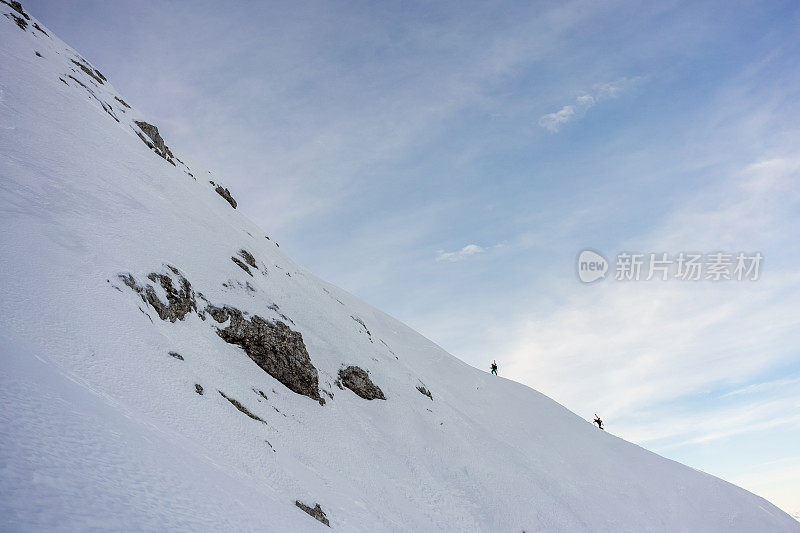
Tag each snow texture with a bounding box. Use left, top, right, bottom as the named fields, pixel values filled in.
left=0, top=3, right=798, bottom=531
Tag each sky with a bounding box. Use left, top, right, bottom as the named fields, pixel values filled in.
left=23, top=0, right=800, bottom=517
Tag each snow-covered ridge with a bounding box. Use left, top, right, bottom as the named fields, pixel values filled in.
left=1, top=2, right=798, bottom=530
left=0, top=0, right=236, bottom=205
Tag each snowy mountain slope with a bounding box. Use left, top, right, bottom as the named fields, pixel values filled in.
left=0, top=3, right=797, bottom=531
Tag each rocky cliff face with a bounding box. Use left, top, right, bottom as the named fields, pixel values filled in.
left=119, top=266, right=325, bottom=404
left=210, top=305, right=324, bottom=404
left=338, top=365, right=385, bottom=400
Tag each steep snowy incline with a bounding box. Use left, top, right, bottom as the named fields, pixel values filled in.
left=1, top=4, right=798, bottom=531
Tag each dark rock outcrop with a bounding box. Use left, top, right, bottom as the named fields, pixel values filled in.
left=32, top=21, right=46, bottom=36
left=135, top=121, right=175, bottom=162
left=351, top=315, right=372, bottom=341
left=215, top=185, right=237, bottom=209
left=119, top=266, right=197, bottom=322
left=238, top=249, right=257, bottom=269
left=168, top=351, right=184, bottom=361
left=416, top=385, right=433, bottom=400
left=338, top=366, right=385, bottom=400
left=195, top=384, right=204, bottom=395
left=231, top=257, right=253, bottom=276
left=70, top=59, right=105, bottom=85
left=295, top=501, right=330, bottom=527
left=2, top=0, right=28, bottom=19
left=6, top=10, right=26, bottom=29
left=218, top=390, right=266, bottom=423
left=2, top=0, right=29, bottom=30
left=119, top=266, right=321, bottom=403
left=208, top=306, right=323, bottom=404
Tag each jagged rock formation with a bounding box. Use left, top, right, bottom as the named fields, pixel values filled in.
left=195, top=384, right=204, bottom=395
left=3, top=1, right=27, bottom=29
left=135, top=121, right=175, bottom=164
left=238, top=249, right=257, bottom=269
left=215, top=185, right=237, bottom=209
left=416, top=385, right=433, bottom=400
left=338, top=365, right=385, bottom=400
left=231, top=256, right=253, bottom=276
left=295, top=501, right=330, bottom=527
left=119, top=266, right=197, bottom=322
left=70, top=58, right=105, bottom=85
left=168, top=351, right=184, bottom=361
left=120, top=266, right=323, bottom=404
left=208, top=305, right=323, bottom=404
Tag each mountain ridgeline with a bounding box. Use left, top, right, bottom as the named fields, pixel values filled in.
left=0, top=2, right=798, bottom=531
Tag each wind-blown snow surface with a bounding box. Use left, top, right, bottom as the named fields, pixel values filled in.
left=0, top=5, right=797, bottom=531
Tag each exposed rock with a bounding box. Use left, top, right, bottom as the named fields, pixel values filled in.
left=295, top=501, right=330, bottom=527
left=101, top=102, right=119, bottom=123
left=206, top=305, right=229, bottom=323
left=238, top=249, right=257, bottom=269
left=231, top=257, right=252, bottom=276
left=6, top=11, right=26, bottom=30
left=66, top=74, right=87, bottom=89
left=351, top=315, right=373, bottom=342
left=119, top=266, right=197, bottom=322
left=114, top=96, right=130, bottom=109
left=119, top=267, right=320, bottom=403
left=416, top=385, right=433, bottom=400
left=32, top=22, right=47, bottom=36
left=218, top=390, right=266, bottom=423
left=338, top=365, right=385, bottom=400
left=267, top=303, right=294, bottom=325
left=70, top=58, right=105, bottom=85
left=1, top=0, right=29, bottom=19
left=135, top=120, right=174, bottom=162
left=168, top=351, right=184, bottom=361
left=215, top=185, right=237, bottom=209
left=195, top=384, right=204, bottom=395
left=34, top=50, right=41, bottom=57
left=208, top=306, right=323, bottom=404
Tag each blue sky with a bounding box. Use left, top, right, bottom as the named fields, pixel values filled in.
left=26, top=0, right=800, bottom=515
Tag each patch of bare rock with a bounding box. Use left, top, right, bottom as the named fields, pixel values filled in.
left=295, top=501, right=330, bottom=527
left=337, top=365, right=385, bottom=400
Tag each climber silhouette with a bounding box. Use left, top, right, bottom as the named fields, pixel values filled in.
left=490, top=360, right=498, bottom=375
left=593, top=414, right=603, bottom=430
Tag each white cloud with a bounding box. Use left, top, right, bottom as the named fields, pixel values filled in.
left=539, top=77, right=640, bottom=132
left=435, top=243, right=485, bottom=262
left=538, top=105, right=576, bottom=132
